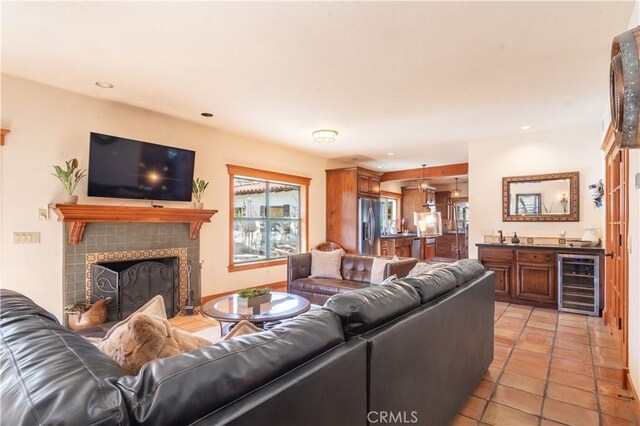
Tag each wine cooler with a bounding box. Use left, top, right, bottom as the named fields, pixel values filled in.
left=557, top=254, right=600, bottom=316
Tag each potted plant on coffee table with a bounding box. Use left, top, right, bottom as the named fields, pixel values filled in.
left=192, top=177, right=209, bottom=209
left=236, top=287, right=271, bottom=308
left=52, top=158, right=86, bottom=204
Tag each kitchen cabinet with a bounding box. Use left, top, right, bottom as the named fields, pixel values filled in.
left=477, top=244, right=604, bottom=311
left=357, top=172, right=381, bottom=197
left=326, top=167, right=383, bottom=253
left=423, top=240, right=436, bottom=260
left=435, top=233, right=468, bottom=259
left=401, top=187, right=434, bottom=233
left=435, top=191, right=452, bottom=220
left=380, top=237, right=412, bottom=257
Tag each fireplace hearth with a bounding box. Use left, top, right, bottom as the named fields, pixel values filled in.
left=91, top=257, right=179, bottom=322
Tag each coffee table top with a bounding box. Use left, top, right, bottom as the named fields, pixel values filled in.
left=201, top=292, right=310, bottom=323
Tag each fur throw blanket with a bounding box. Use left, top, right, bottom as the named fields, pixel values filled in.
left=107, top=314, right=210, bottom=374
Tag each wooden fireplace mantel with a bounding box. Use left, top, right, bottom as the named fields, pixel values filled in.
left=49, top=204, right=218, bottom=244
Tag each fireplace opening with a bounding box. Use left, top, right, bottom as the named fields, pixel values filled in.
left=91, top=256, right=179, bottom=322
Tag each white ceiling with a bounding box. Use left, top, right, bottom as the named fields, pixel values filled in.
left=1, top=1, right=633, bottom=170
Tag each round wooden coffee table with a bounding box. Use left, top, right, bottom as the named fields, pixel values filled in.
left=201, top=292, right=310, bottom=336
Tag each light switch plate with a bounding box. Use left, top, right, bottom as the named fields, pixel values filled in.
left=635, top=172, right=639, bottom=189
left=13, top=232, right=41, bottom=244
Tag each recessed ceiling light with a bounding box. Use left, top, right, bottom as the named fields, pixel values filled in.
left=387, top=152, right=395, bottom=156
left=201, top=112, right=213, bottom=118
left=312, top=130, right=338, bottom=144
left=377, top=166, right=382, bottom=169
left=95, top=81, right=114, bottom=89
left=520, top=125, right=532, bottom=130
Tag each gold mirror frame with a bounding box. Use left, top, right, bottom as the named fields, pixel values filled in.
left=502, top=172, right=579, bottom=222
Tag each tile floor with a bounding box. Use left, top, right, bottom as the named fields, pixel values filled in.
left=454, top=302, right=638, bottom=426
left=170, top=301, right=639, bottom=426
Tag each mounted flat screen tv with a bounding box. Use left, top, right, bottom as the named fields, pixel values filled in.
left=88, top=132, right=195, bottom=202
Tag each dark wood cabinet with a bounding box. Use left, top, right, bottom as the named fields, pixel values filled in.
left=326, top=167, right=383, bottom=253
left=424, top=241, right=436, bottom=260
left=477, top=244, right=604, bottom=311
left=515, top=250, right=556, bottom=303
left=483, top=260, right=513, bottom=297
left=357, top=173, right=381, bottom=198
left=380, top=237, right=412, bottom=257
left=435, top=233, right=468, bottom=259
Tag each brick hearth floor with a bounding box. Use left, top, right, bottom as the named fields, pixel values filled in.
left=171, top=300, right=638, bottom=426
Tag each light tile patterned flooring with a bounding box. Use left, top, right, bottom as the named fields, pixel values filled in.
left=170, top=300, right=638, bottom=426
left=454, top=302, right=638, bottom=426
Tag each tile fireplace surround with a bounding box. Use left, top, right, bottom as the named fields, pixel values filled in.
left=63, top=222, right=201, bottom=312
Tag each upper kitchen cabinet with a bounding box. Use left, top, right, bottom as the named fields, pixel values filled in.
left=357, top=169, right=381, bottom=197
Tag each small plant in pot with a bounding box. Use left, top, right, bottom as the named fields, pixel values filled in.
left=192, top=177, right=209, bottom=209
left=236, top=287, right=271, bottom=308
left=52, top=158, right=86, bottom=204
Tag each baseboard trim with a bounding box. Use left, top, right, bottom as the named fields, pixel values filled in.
left=201, top=281, right=287, bottom=305
left=624, top=369, right=640, bottom=418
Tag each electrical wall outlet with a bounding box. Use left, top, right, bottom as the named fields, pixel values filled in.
left=526, top=237, right=534, bottom=244
left=13, top=232, right=41, bottom=244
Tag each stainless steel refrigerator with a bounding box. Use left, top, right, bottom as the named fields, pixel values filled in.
left=358, top=198, right=381, bottom=255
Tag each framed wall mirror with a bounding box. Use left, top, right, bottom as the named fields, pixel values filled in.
left=502, top=172, right=579, bottom=222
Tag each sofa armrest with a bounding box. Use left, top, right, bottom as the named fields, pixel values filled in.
left=287, top=253, right=312, bottom=289
left=385, top=258, right=419, bottom=279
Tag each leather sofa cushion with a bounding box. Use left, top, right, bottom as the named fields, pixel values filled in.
left=395, top=268, right=457, bottom=304
left=117, top=309, right=344, bottom=425
left=447, top=259, right=487, bottom=287
left=0, top=289, right=129, bottom=426
left=322, top=283, right=420, bottom=336
left=341, top=254, right=374, bottom=283
left=291, top=277, right=369, bottom=295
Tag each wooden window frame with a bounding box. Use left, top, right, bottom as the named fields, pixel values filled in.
left=227, top=165, right=311, bottom=272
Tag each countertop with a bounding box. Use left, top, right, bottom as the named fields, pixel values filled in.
left=476, top=242, right=604, bottom=253
left=381, top=233, right=418, bottom=239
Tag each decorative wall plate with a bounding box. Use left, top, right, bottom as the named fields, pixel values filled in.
left=610, top=27, right=640, bottom=149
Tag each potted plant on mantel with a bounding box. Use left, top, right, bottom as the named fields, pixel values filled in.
left=192, top=177, right=210, bottom=209
left=236, top=287, right=271, bottom=308
left=52, top=158, right=86, bottom=204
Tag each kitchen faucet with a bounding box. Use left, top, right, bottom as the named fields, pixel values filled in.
left=498, top=230, right=506, bottom=244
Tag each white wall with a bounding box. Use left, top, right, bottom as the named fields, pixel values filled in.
left=0, top=74, right=338, bottom=320
left=468, top=125, right=605, bottom=259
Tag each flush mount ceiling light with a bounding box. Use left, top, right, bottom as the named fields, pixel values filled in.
left=451, top=177, right=461, bottom=199
left=312, top=130, right=338, bottom=144
left=418, top=164, right=430, bottom=193
left=387, top=152, right=395, bottom=156
left=201, top=112, right=213, bottom=118
left=520, top=125, right=532, bottom=130
left=95, top=81, right=114, bottom=89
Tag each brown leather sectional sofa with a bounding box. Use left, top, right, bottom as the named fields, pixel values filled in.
left=287, top=253, right=419, bottom=305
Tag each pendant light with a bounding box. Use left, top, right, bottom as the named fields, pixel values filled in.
left=418, top=164, right=429, bottom=193
left=451, top=177, right=461, bottom=199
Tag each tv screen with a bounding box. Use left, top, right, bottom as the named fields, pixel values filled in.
left=88, top=133, right=195, bottom=202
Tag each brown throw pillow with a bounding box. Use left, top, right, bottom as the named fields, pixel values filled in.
left=222, top=320, right=262, bottom=341
left=113, top=314, right=211, bottom=374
